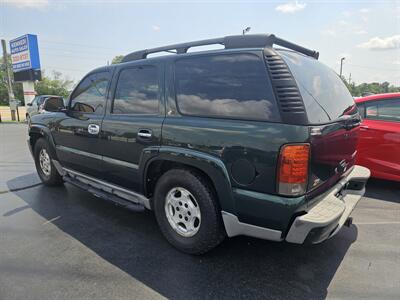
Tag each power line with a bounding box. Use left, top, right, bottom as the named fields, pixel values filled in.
left=40, top=46, right=120, bottom=57
left=40, top=51, right=109, bottom=62
left=40, top=39, right=131, bottom=53
left=347, top=63, right=399, bottom=72
left=44, top=66, right=87, bottom=72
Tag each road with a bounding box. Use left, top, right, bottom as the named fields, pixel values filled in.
left=0, top=123, right=399, bottom=300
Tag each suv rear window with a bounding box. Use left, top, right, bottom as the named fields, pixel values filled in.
left=175, top=53, right=279, bottom=121
left=279, top=50, right=356, bottom=124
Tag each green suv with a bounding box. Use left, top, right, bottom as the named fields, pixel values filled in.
left=28, top=34, right=370, bottom=254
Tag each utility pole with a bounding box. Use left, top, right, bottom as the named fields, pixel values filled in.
left=339, top=57, right=345, bottom=78
left=1, top=39, right=16, bottom=121
left=242, top=27, right=251, bottom=35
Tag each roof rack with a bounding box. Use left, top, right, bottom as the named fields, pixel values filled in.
left=121, top=34, right=319, bottom=63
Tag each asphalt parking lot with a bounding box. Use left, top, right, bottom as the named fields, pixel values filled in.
left=0, top=123, right=399, bottom=300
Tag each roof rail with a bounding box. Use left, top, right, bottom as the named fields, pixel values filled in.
left=121, top=34, right=319, bottom=63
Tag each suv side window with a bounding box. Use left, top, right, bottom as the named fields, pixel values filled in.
left=70, top=71, right=110, bottom=114
left=112, top=66, right=159, bottom=114
left=174, top=53, right=279, bottom=121
left=365, top=99, right=400, bottom=122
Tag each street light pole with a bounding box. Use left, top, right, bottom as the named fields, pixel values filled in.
left=1, top=39, right=15, bottom=100
left=242, top=27, right=251, bottom=35
left=1, top=39, right=16, bottom=121
left=339, top=57, right=345, bottom=78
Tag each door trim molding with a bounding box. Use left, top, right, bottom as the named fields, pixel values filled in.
left=103, top=156, right=139, bottom=170
left=56, top=145, right=139, bottom=169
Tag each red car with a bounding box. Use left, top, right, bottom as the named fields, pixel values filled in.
left=355, top=93, right=400, bottom=182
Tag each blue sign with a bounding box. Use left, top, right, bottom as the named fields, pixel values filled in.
left=10, top=34, right=41, bottom=73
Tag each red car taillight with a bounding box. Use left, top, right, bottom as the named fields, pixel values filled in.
left=277, top=144, right=310, bottom=196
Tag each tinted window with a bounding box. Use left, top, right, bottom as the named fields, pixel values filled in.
left=280, top=50, right=357, bottom=124
left=37, top=97, right=45, bottom=105
left=70, top=71, right=110, bottom=115
left=357, top=103, right=365, bottom=119
left=113, top=66, right=159, bottom=114
left=366, top=99, right=400, bottom=122
left=175, top=53, right=279, bottom=121
left=44, top=97, right=64, bottom=111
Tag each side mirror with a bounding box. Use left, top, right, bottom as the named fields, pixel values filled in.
left=27, top=102, right=33, bottom=106
left=43, top=97, right=65, bottom=112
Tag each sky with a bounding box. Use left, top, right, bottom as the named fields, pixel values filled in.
left=1, top=0, right=399, bottom=86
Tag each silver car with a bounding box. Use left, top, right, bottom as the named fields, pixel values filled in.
left=26, top=95, right=64, bottom=124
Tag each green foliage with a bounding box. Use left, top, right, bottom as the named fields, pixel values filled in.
left=0, top=54, right=23, bottom=105
left=34, top=71, right=74, bottom=98
left=342, top=77, right=400, bottom=97
left=111, top=55, right=124, bottom=64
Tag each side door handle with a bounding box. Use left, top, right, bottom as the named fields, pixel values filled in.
left=88, top=124, right=100, bottom=135
left=138, top=129, right=152, bottom=139
left=360, top=125, right=369, bottom=130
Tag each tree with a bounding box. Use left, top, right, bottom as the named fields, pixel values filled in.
left=342, top=78, right=400, bottom=97
left=111, top=55, right=124, bottom=64
left=0, top=54, right=23, bottom=105
left=34, top=71, right=74, bottom=98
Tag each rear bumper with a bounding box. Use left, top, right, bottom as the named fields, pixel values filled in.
left=285, top=165, right=370, bottom=244
left=222, top=165, right=370, bottom=244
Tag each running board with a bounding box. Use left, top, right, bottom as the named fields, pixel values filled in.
left=61, top=167, right=151, bottom=212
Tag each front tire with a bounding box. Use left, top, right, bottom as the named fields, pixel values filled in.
left=34, top=138, right=63, bottom=186
left=153, top=168, right=225, bottom=254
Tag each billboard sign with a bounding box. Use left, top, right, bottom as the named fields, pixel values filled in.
left=10, top=34, right=41, bottom=73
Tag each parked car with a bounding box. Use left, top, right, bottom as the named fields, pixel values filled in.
left=27, top=34, right=370, bottom=254
left=355, top=93, right=400, bottom=182
left=26, top=95, right=64, bottom=124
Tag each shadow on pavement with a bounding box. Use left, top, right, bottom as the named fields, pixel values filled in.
left=7, top=174, right=357, bottom=299
left=1, top=173, right=41, bottom=193
left=365, top=178, right=400, bottom=204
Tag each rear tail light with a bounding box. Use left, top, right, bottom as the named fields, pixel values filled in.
left=277, top=144, right=310, bottom=196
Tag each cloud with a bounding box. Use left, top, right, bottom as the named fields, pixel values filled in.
left=320, top=29, right=336, bottom=37
left=358, top=35, right=400, bottom=50
left=353, top=29, right=367, bottom=35
left=152, top=25, right=160, bottom=31
left=361, top=15, right=369, bottom=22
left=3, top=0, right=49, bottom=9
left=275, top=1, right=306, bottom=14
left=359, top=8, right=370, bottom=14
left=342, top=10, right=352, bottom=18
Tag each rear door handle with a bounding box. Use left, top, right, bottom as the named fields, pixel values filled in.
left=138, top=129, right=152, bottom=139
left=88, top=124, right=100, bottom=135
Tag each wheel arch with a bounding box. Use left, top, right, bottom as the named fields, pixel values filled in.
left=142, top=147, right=234, bottom=213
left=28, top=124, right=59, bottom=160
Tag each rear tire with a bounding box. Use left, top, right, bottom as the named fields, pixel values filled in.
left=153, top=168, right=225, bottom=254
left=34, top=138, right=64, bottom=186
